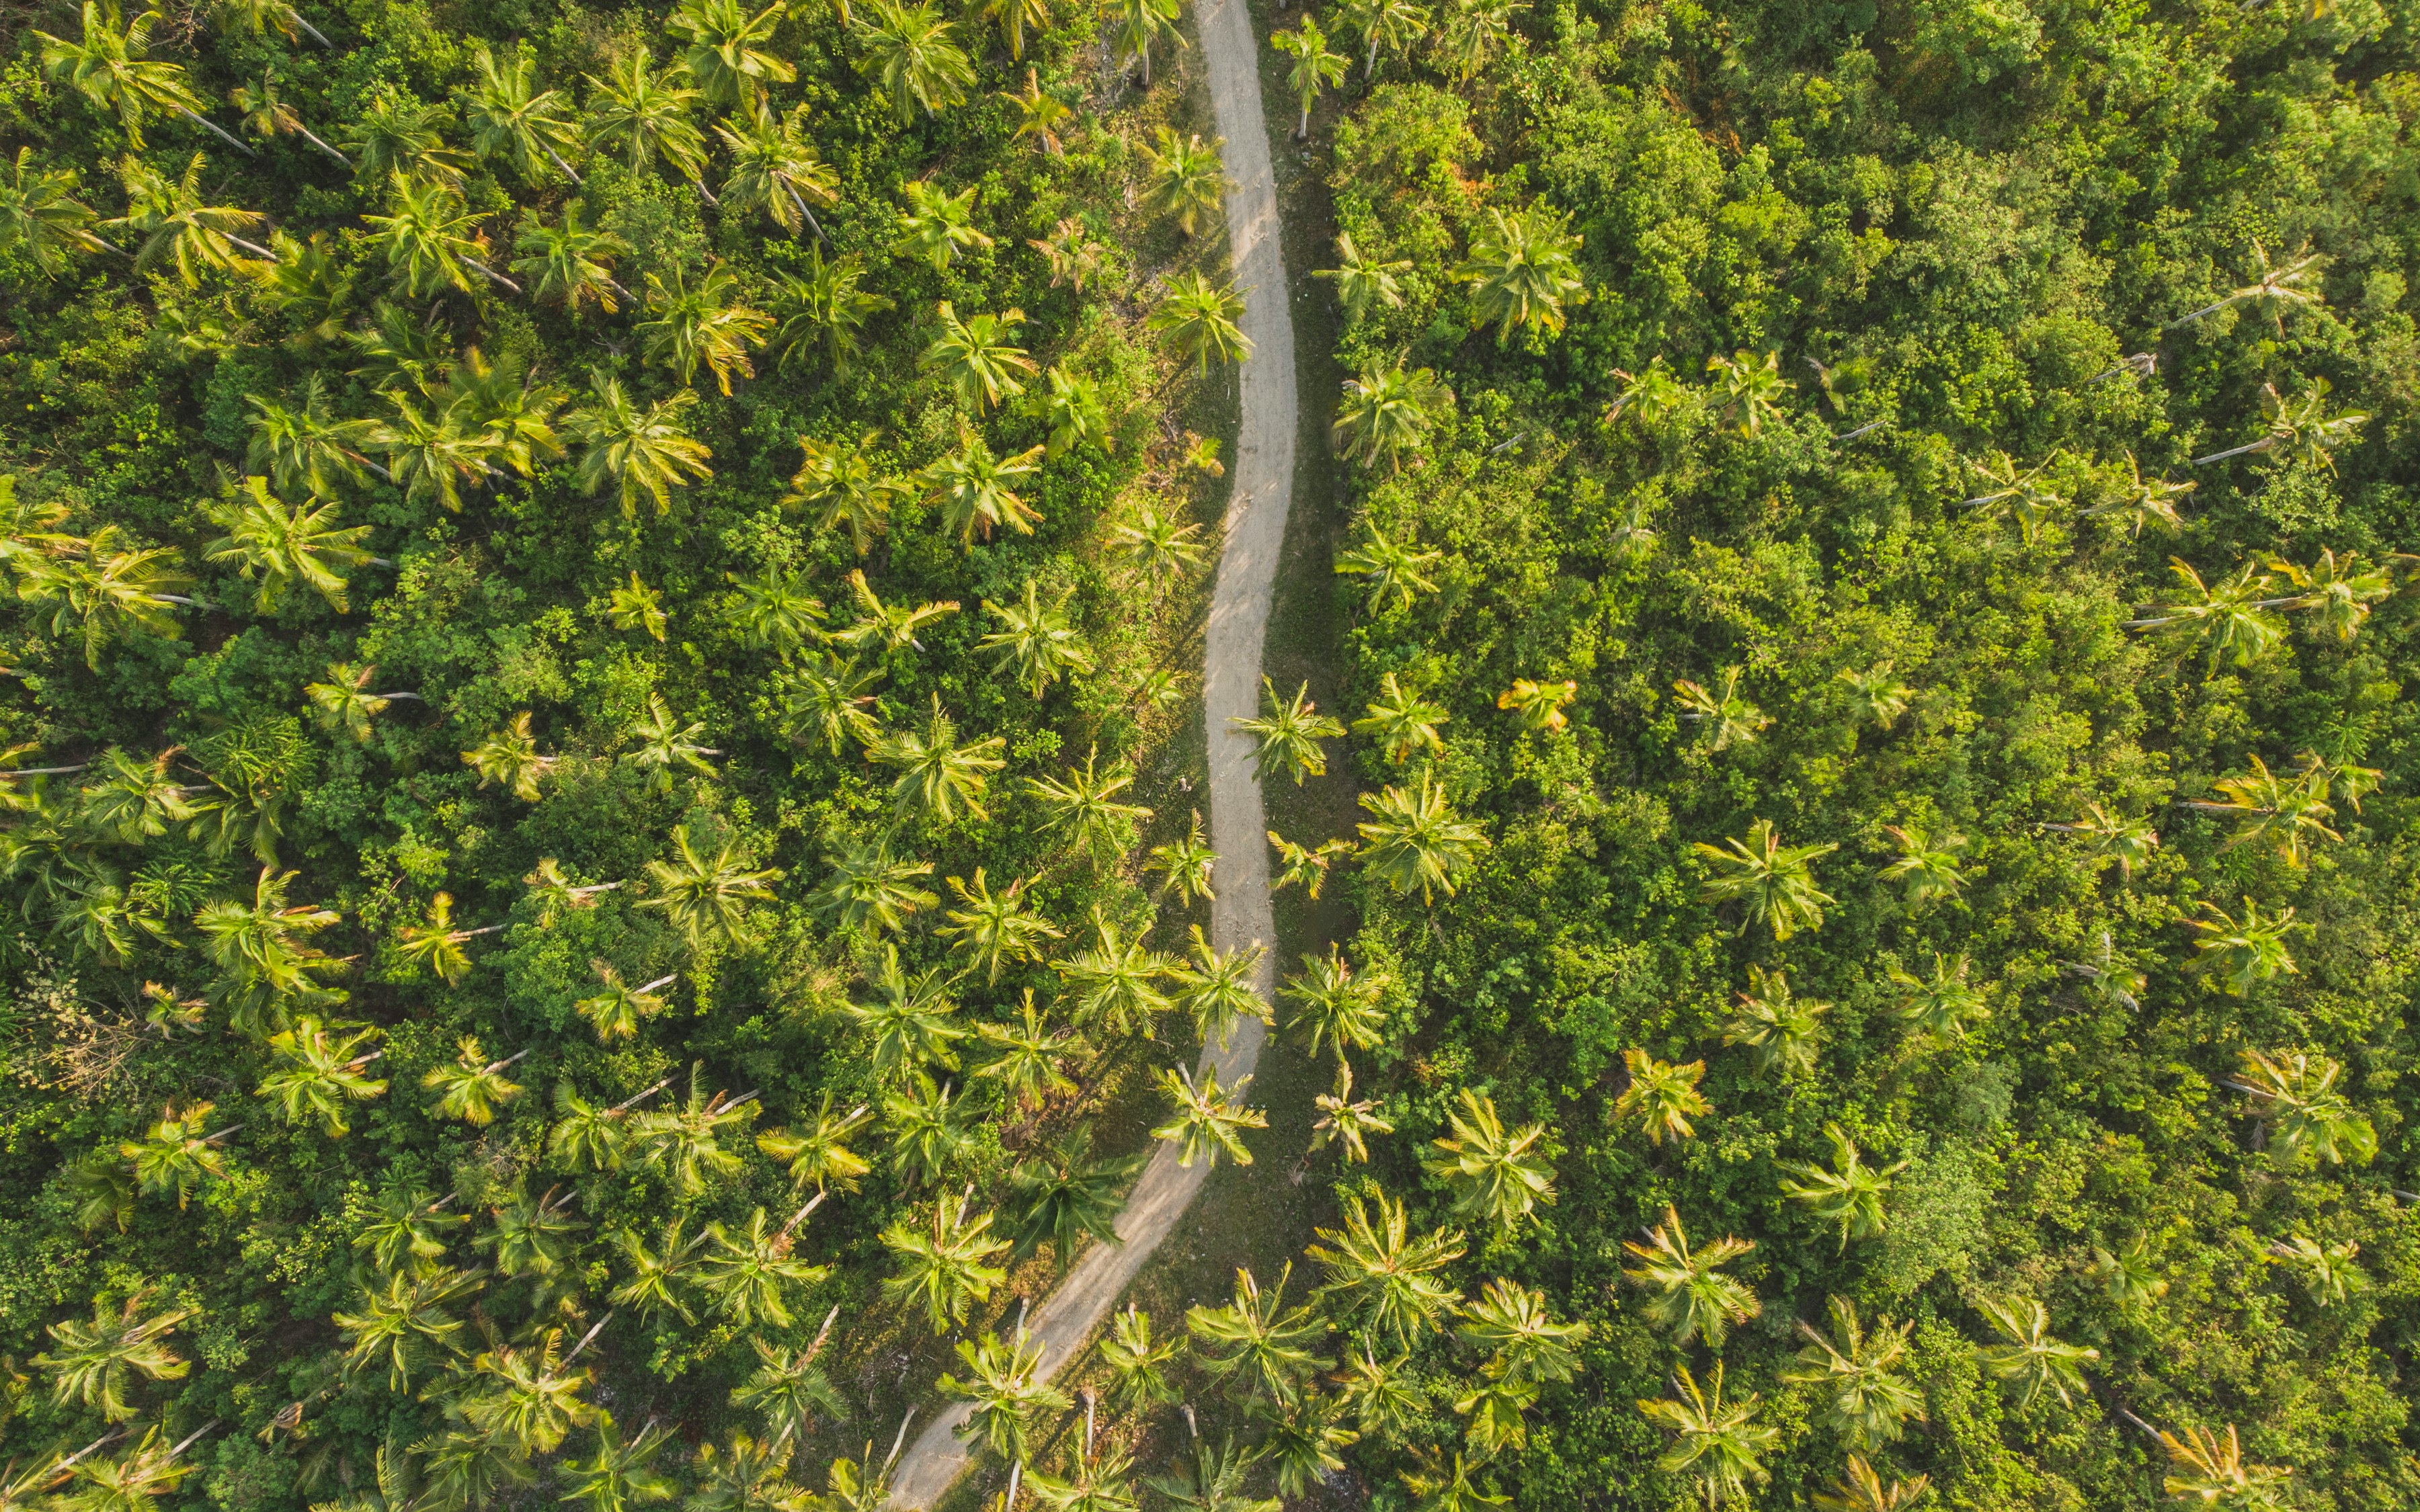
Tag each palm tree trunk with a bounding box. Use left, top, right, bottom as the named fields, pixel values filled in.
left=692, top=180, right=721, bottom=209
left=1366, top=37, right=1379, bottom=77
left=290, top=9, right=334, bottom=47
left=1297, top=101, right=1310, bottom=138
left=463, top=257, right=523, bottom=294
left=543, top=144, right=584, bottom=185
left=296, top=127, right=352, bottom=169
left=785, top=184, right=828, bottom=243
left=2192, top=438, right=2273, bottom=466
left=175, top=106, right=261, bottom=160
left=606, top=1077, right=674, bottom=1115
left=228, top=233, right=277, bottom=261
left=638, top=973, right=678, bottom=993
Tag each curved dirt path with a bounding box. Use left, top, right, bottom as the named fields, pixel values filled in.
left=885, top=3, right=1297, bottom=1505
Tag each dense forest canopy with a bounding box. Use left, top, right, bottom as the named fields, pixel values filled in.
left=1293, top=0, right=2420, bottom=1509
left=8, top=0, right=2420, bottom=1507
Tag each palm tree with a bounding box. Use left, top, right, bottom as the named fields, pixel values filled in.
left=1356, top=772, right=1488, bottom=902
left=1099, top=1304, right=1184, bottom=1413
left=344, top=91, right=472, bottom=183
left=1004, top=67, right=1074, bottom=153
left=1974, top=1296, right=2097, bottom=1409
left=362, top=171, right=518, bottom=295
left=1311, top=1059, right=1394, bottom=1163
left=200, top=475, right=375, bottom=614
left=846, top=946, right=966, bottom=1080
left=1621, top=1206, right=1758, bottom=1347
left=1336, top=355, right=1442, bottom=469
left=1694, top=819, right=1837, bottom=939
left=670, top=0, right=795, bottom=107
left=1421, top=1088, right=1553, bottom=1230
left=756, top=1093, right=874, bottom=1198
left=458, top=47, right=581, bottom=183
left=105, top=153, right=271, bottom=285
left=567, top=372, right=713, bottom=515
left=1334, top=527, right=1441, bottom=611
left=1779, top=1125, right=1904, bottom=1249
left=1150, top=271, right=1253, bottom=372
left=772, top=249, right=893, bottom=377
left=190, top=866, right=343, bottom=1033
left=627, top=1071, right=753, bottom=1195
left=1334, top=1343, right=1422, bottom=1441
left=734, top=1325, right=849, bottom=1445
left=1270, top=831, right=1351, bottom=901
left=1353, top=671, right=1449, bottom=762
left=624, top=696, right=719, bottom=795
left=1154, top=1064, right=1266, bottom=1168
left=1141, top=128, right=1224, bottom=235
left=872, top=698, right=1007, bottom=824
left=1457, top=1276, right=1585, bottom=1386
left=1101, top=0, right=1182, bottom=83
left=721, top=567, right=825, bottom=656
left=513, top=200, right=627, bottom=314
left=2042, top=801, right=2161, bottom=878
left=639, top=263, right=770, bottom=395
left=1497, top=677, right=1577, bottom=732
left=892, top=179, right=993, bottom=270
left=784, top=431, right=906, bottom=553
left=1188, top=1264, right=1328, bottom=1406
left=924, top=423, right=1048, bottom=544
left=231, top=68, right=350, bottom=167
left=38, top=3, right=252, bottom=155
left=975, top=993, right=1085, bottom=1113
left=549, top=1081, right=633, bottom=1171
left=333, top=1267, right=477, bottom=1388
left=16, top=524, right=194, bottom=670
left=2182, top=753, right=2341, bottom=866
left=350, top=1183, right=462, bottom=1271
left=854, top=0, right=977, bottom=120
left=881, top=1192, right=1010, bottom=1333
left=2158, top=1425, right=2292, bottom=1507
left=689, top=1431, right=808, bottom=1511
left=2230, top=1048, right=2376, bottom=1166
left=718, top=103, right=837, bottom=236
left=698, top=1206, right=832, bottom=1327
left=75, top=745, right=201, bottom=843
left=1280, top=945, right=1386, bottom=1059
left=460, top=711, right=554, bottom=800
left=930, top=873, right=1056, bottom=986
left=924, top=302, right=1037, bottom=412
left=942, top=1326, right=1070, bottom=1464
left=1721, top=964, right=1826, bottom=1077
left=1274, top=18, right=1349, bottom=138
left=2083, top=450, right=2195, bottom=536
left=1113, top=501, right=1210, bottom=583
left=1702, top=349, right=1793, bottom=437
left=810, top=839, right=938, bottom=935
left=1307, top=1193, right=1463, bottom=1349
left=34, top=1293, right=191, bottom=1422
left=1877, top=821, right=1968, bottom=908
left=1455, top=206, right=1584, bottom=343
left=248, top=376, right=386, bottom=496
left=1007, top=1125, right=1144, bottom=1263
left=1436, top=0, right=1526, bottom=80
left=421, top=1036, right=528, bottom=1125
left=473, top=1178, right=586, bottom=1288
left=1338, top=0, right=1432, bottom=76
left=1835, top=663, right=1912, bottom=727
left=1783, top=1297, right=1923, bottom=1450
left=1886, top=952, right=1986, bottom=1042
left=1638, top=1363, right=1775, bottom=1509
left=256, top=1015, right=386, bottom=1136
left=573, top=962, right=677, bottom=1042
left=1168, top=927, right=1265, bottom=1049
left=559, top=1412, right=678, bottom=1511
left=2193, top=378, right=2368, bottom=470
left=1672, top=666, right=1767, bottom=750
left=640, top=825, right=780, bottom=947
left=835, top=568, right=959, bottom=653
left=2188, top=896, right=2302, bottom=993
left=1615, top=1050, right=1710, bottom=1145
left=2169, top=239, right=2325, bottom=333
left=608, top=1219, right=708, bottom=1324
left=979, top=578, right=1092, bottom=698
left=1813, top=1456, right=1929, bottom=1512
left=1026, top=748, right=1152, bottom=866
left=0, top=147, right=116, bottom=276
left=2123, top=556, right=2297, bottom=666
left=1149, top=814, right=1217, bottom=905
left=582, top=50, right=708, bottom=183
left=1233, top=678, right=1346, bottom=784
left=884, top=1073, right=973, bottom=1184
